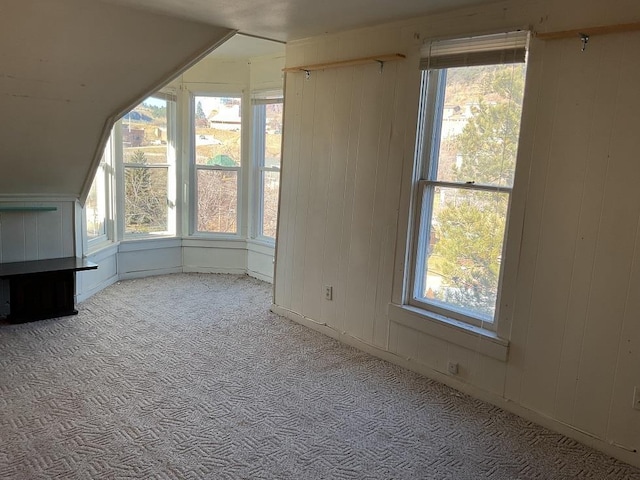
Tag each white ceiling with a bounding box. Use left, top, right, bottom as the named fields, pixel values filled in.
left=99, top=0, right=500, bottom=42
left=208, top=34, right=285, bottom=60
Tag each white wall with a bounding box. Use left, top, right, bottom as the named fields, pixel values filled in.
left=273, top=0, right=640, bottom=467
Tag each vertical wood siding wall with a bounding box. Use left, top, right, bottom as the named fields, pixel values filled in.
left=0, top=201, right=76, bottom=315
left=274, top=1, right=640, bottom=464
left=0, top=203, right=75, bottom=264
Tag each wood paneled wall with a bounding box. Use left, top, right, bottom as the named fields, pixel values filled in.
left=274, top=0, right=640, bottom=466
left=0, top=201, right=76, bottom=314
left=0, top=202, right=75, bottom=263
left=505, top=31, right=640, bottom=452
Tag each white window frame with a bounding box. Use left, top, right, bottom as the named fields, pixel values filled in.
left=119, top=92, right=177, bottom=240
left=251, top=93, right=283, bottom=243
left=190, top=92, right=243, bottom=237
left=408, top=31, right=529, bottom=331
left=86, top=136, right=115, bottom=251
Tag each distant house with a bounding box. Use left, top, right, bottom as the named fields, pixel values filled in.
left=122, top=127, right=145, bottom=148
left=209, top=104, right=241, bottom=131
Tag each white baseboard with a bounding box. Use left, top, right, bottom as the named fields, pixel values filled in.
left=182, top=266, right=246, bottom=275
left=270, top=303, right=640, bottom=469
left=247, top=269, right=273, bottom=283
left=118, top=267, right=183, bottom=281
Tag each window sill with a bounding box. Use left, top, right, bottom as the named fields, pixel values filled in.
left=122, top=233, right=176, bottom=241
left=388, top=303, right=509, bottom=361
left=247, top=237, right=275, bottom=249
left=119, top=237, right=182, bottom=251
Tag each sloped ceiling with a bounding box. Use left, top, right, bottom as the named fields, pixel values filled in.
left=0, top=0, right=233, bottom=199
left=100, top=0, right=502, bottom=42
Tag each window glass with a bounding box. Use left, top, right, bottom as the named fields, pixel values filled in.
left=413, top=57, right=526, bottom=326
left=253, top=98, right=282, bottom=240
left=122, top=96, right=173, bottom=236
left=124, top=164, right=168, bottom=234
left=261, top=170, right=280, bottom=238
left=194, top=95, right=241, bottom=234
left=197, top=169, right=238, bottom=233
left=86, top=163, right=106, bottom=240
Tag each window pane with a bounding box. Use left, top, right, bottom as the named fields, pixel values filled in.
left=264, top=103, right=283, bottom=168
left=261, top=171, right=279, bottom=238
left=124, top=166, right=168, bottom=234
left=417, top=186, right=508, bottom=321
left=433, top=63, right=525, bottom=188
left=86, top=166, right=106, bottom=239
left=122, top=97, right=168, bottom=164
left=197, top=169, right=238, bottom=233
left=194, top=96, right=241, bottom=167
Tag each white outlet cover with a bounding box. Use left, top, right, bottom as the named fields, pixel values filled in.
left=447, top=362, right=458, bottom=375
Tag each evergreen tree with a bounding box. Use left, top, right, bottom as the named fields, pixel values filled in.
left=196, top=101, right=208, bottom=127
left=430, top=65, right=525, bottom=318
left=124, top=150, right=166, bottom=232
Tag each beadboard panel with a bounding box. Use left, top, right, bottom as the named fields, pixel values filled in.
left=0, top=201, right=75, bottom=263
left=276, top=29, right=410, bottom=347
left=505, top=31, right=640, bottom=446
left=274, top=1, right=640, bottom=466
left=515, top=38, right=603, bottom=419
left=552, top=37, right=630, bottom=430
left=0, top=200, right=76, bottom=314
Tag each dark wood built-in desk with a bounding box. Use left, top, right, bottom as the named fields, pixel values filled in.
left=0, top=257, right=97, bottom=322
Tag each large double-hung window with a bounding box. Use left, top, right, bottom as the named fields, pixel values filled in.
left=122, top=93, right=176, bottom=237
left=252, top=92, right=283, bottom=241
left=411, top=31, right=528, bottom=329
left=85, top=136, right=113, bottom=248
left=193, top=95, right=242, bottom=235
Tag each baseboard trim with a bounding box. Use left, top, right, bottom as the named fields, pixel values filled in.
left=182, top=266, right=246, bottom=275
left=270, top=303, right=640, bottom=469
left=247, top=269, right=273, bottom=283
left=118, top=267, right=182, bottom=281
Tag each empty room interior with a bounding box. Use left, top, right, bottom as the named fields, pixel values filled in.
left=2, top=0, right=640, bottom=477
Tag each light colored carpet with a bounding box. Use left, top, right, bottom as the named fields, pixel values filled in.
left=1, top=273, right=639, bottom=479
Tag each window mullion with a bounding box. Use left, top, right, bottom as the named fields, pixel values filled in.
left=421, top=179, right=513, bottom=195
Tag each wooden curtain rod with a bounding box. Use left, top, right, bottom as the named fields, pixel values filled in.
left=283, top=53, right=405, bottom=73
left=536, top=21, right=640, bottom=40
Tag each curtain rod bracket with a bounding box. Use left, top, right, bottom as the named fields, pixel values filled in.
left=304, top=70, right=311, bottom=80
left=579, top=33, right=589, bottom=52
left=376, top=60, right=384, bottom=74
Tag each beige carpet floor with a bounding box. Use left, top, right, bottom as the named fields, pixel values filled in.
left=1, top=273, right=640, bottom=479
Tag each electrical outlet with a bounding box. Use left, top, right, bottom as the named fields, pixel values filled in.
left=324, top=285, right=333, bottom=301
left=447, top=361, right=458, bottom=375
left=633, top=387, right=640, bottom=410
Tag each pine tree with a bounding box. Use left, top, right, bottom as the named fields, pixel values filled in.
left=124, top=150, right=166, bottom=232
left=430, top=65, right=525, bottom=318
